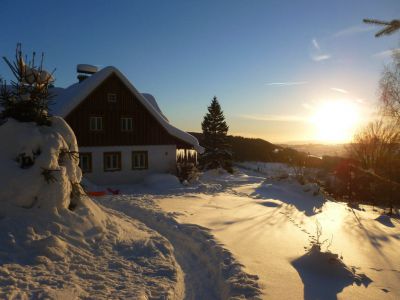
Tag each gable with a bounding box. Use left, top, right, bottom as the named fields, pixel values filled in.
left=52, top=66, right=203, bottom=152
left=65, top=74, right=192, bottom=147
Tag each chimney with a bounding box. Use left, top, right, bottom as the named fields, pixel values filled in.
left=76, top=64, right=98, bottom=83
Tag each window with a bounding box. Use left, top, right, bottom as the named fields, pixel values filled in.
left=104, top=152, right=121, bottom=172
left=89, top=116, right=103, bottom=131
left=132, top=151, right=148, bottom=170
left=107, top=93, right=117, bottom=103
left=79, top=153, right=92, bottom=173
left=121, top=117, right=133, bottom=131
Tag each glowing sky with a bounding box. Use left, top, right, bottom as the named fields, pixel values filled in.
left=1, top=0, right=399, bottom=143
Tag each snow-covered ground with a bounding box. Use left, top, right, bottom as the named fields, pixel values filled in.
left=97, top=174, right=262, bottom=300
left=101, top=164, right=399, bottom=300
left=2, top=136, right=399, bottom=300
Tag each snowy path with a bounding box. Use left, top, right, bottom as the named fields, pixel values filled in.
left=98, top=194, right=261, bottom=300
left=153, top=168, right=400, bottom=300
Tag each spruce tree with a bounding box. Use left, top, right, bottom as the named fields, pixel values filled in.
left=200, top=96, right=233, bottom=172
left=0, top=44, right=55, bottom=126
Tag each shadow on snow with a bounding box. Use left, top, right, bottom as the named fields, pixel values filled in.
left=291, top=247, right=372, bottom=300
left=251, top=180, right=326, bottom=216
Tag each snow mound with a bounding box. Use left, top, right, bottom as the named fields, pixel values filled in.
left=291, top=245, right=372, bottom=299
left=144, top=173, right=182, bottom=190
left=0, top=118, right=184, bottom=299
left=0, top=117, right=81, bottom=211
left=0, top=206, right=184, bottom=299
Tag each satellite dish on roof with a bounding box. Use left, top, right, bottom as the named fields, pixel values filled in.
left=77, top=64, right=98, bottom=74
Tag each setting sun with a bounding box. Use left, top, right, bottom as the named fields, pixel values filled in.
left=310, top=100, right=360, bottom=143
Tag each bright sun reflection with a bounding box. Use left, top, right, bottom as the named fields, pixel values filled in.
left=310, top=100, right=360, bottom=143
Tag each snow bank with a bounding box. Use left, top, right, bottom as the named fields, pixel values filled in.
left=0, top=117, right=184, bottom=299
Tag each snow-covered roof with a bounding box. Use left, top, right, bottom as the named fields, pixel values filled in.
left=51, top=66, right=203, bottom=152
left=141, top=93, right=169, bottom=122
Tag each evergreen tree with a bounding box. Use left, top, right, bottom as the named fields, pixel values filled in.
left=200, top=96, right=233, bottom=172
left=0, top=44, right=55, bottom=126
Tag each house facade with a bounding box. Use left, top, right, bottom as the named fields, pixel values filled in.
left=52, top=66, right=202, bottom=185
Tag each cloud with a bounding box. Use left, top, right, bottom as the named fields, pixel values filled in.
left=310, top=39, right=330, bottom=62
left=330, top=87, right=348, bottom=94
left=266, top=81, right=308, bottom=86
left=333, top=25, right=375, bottom=37
left=312, top=38, right=320, bottom=50
left=312, top=54, right=331, bottom=62
left=239, top=114, right=307, bottom=122
left=372, top=48, right=400, bottom=59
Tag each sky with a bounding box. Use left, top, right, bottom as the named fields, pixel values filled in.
left=1, top=0, right=399, bottom=143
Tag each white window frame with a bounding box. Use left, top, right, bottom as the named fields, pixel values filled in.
left=104, top=152, right=121, bottom=172
left=107, top=93, right=117, bottom=103
left=121, top=117, right=133, bottom=132
left=132, top=151, right=148, bottom=170
left=89, top=116, right=103, bottom=131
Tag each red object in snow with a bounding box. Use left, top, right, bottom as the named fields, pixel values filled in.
left=87, top=191, right=107, bottom=197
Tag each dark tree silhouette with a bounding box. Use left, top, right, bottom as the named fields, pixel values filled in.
left=200, top=96, right=233, bottom=172
left=348, top=119, right=400, bottom=180
left=363, top=18, right=400, bottom=37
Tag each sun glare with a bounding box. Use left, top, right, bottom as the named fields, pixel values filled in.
left=310, top=100, right=360, bottom=143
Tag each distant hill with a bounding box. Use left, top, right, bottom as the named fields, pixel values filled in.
left=190, top=132, right=299, bottom=162
left=280, top=143, right=348, bottom=157
left=189, top=132, right=351, bottom=171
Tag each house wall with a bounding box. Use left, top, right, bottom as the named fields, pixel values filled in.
left=80, top=145, right=177, bottom=185
left=65, top=73, right=191, bottom=148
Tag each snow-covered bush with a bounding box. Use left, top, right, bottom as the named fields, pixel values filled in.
left=0, top=44, right=55, bottom=126
left=0, top=117, right=83, bottom=211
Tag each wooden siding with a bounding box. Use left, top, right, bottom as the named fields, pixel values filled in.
left=65, top=73, right=192, bottom=148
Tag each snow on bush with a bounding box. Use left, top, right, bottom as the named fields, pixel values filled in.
left=0, top=117, right=81, bottom=211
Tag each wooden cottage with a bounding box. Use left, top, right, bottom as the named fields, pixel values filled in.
left=52, top=65, right=203, bottom=185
